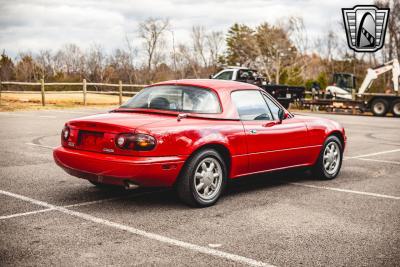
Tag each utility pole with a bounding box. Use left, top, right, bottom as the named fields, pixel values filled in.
left=275, top=53, right=281, bottom=85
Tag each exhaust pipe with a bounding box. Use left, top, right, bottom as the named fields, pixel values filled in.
left=124, top=180, right=139, bottom=190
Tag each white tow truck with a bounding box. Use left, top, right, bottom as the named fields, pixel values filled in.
left=210, top=67, right=305, bottom=109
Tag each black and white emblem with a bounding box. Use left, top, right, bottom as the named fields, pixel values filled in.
left=342, top=5, right=390, bottom=52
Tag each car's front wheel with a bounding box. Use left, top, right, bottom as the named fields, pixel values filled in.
left=313, top=135, right=343, bottom=180
left=176, top=149, right=227, bottom=207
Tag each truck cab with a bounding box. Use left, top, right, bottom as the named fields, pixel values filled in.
left=211, top=67, right=264, bottom=86
left=211, top=67, right=305, bottom=109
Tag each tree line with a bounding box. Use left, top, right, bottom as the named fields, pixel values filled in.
left=0, top=0, right=398, bottom=91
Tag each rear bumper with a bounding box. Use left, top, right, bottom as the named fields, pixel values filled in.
left=53, top=146, right=186, bottom=187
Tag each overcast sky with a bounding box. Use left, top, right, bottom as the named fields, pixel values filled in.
left=0, top=0, right=372, bottom=58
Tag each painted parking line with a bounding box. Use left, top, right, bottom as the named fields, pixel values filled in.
left=350, top=157, right=400, bottom=165
left=290, top=183, right=400, bottom=200
left=0, top=189, right=274, bottom=267
left=0, top=189, right=167, bottom=221
left=39, top=115, right=57, bottom=118
left=345, top=148, right=400, bottom=159
left=26, top=142, right=54, bottom=150
left=63, top=189, right=167, bottom=208
left=0, top=208, right=55, bottom=220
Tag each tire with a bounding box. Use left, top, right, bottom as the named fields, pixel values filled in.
left=312, top=135, right=343, bottom=180
left=371, top=98, right=389, bottom=116
left=176, top=149, right=227, bottom=207
left=391, top=99, right=400, bottom=117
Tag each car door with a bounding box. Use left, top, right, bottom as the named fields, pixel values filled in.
left=231, top=90, right=309, bottom=174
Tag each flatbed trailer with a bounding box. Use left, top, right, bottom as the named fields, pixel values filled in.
left=301, top=92, right=400, bottom=116
left=262, top=84, right=304, bottom=109
left=312, top=59, right=400, bottom=117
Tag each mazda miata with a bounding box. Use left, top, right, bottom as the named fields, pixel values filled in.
left=54, top=79, right=346, bottom=207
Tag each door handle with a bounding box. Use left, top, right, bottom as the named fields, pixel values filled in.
left=262, top=121, right=277, bottom=127
left=249, top=129, right=257, bottom=134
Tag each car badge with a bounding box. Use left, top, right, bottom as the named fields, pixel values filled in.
left=342, top=5, right=389, bottom=52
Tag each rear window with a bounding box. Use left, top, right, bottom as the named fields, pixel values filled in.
left=121, top=85, right=221, bottom=114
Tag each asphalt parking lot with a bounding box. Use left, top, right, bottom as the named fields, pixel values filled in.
left=0, top=109, right=399, bottom=267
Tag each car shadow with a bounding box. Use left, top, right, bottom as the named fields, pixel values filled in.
left=59, top=168, right=317, bottom=209
left=225, top=168, right=315, bottom=197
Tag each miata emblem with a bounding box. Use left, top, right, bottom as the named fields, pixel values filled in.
left=342, top=5, right=390, bottom=52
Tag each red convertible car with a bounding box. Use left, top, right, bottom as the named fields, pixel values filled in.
left=54, top=79, right=346, bottom=207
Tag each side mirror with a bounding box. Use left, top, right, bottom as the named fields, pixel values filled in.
left=278, top=109, right=286, bottom=123
left=209, top=74, right=213, bottom=79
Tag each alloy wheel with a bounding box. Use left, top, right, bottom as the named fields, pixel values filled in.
left=193, top=157, right=223, bottom=201
left=323, top=141, right=341, bottom=175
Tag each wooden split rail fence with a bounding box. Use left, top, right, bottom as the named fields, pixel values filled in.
left=0, top=79, right=147, bottom=106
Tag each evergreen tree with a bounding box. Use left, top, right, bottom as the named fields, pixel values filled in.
left=225, top=23, right=257, bottom=66
left=0, top=51, right=15, bottom=81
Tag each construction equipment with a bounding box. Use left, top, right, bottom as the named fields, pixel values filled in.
left=316, top=59, right=400, bottom=117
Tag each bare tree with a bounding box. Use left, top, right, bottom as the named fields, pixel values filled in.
left=192, top=25, right=208, bottom=67
left=326, top=30, right=338, bottom=62
left=57, top=44, right=85, bottom=76
left=375, top=0, right=400, bottom=60
left=280, top=16, right=309, bottom=55
left=206, top=30, right=224, bottom=67
left=36, top=50, right=53, bottom=79
left=254, top=23, right=296, bottom=84
left=313, top=28, right=338, bottom=62
left=124, top=34, right=139, bottom=83
left=138, top=18, right=170, bottom=73
left=86, top=44, right=106, bottom=83
left=169, top=29, right=178, bottom=77
left=278, top=16, right=313, bottom=82
left=176, top=43, right=200, bottom=78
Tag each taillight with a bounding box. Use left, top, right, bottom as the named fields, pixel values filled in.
left=115, top=133, right=156, bottom=151
left=62, top=125, right=70, bottom=140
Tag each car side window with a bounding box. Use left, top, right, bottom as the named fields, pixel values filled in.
left=214, top=71, right=233, bottom=80
left=231, top=90, right=273, bottom=121
left=262, top=94, right=281, bottom=120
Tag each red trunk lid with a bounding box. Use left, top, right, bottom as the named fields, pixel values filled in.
left=64, top=111, right=171, bottom=154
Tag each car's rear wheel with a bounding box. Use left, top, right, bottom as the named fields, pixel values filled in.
left=313, top=135, right=343, bottom=180
left=176, top=149, right=227, bottom=207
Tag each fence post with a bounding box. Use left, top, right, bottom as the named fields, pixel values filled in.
left=83, top=79, right=87, bottom=105
left=118, top=80, right=123, bottom=105
left=40, top=79, right=45, bottom=106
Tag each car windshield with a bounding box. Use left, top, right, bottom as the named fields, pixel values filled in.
left=120, top=85, right=221, bottom=114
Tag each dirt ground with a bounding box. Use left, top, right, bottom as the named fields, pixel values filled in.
left=0, top=92, right=131, bottom=111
